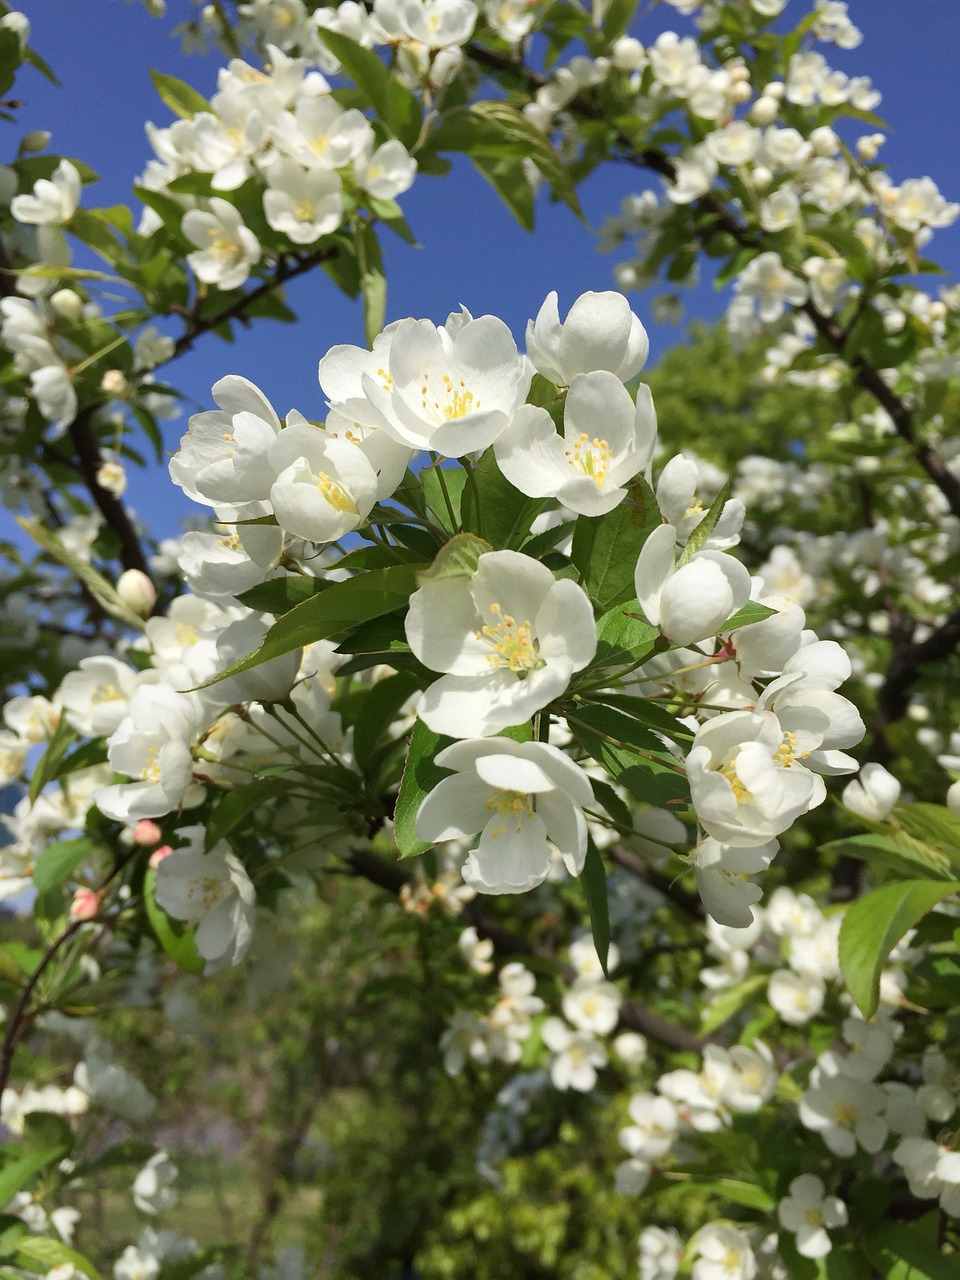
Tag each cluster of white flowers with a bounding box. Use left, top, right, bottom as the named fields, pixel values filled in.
left=139, top=42, right=417, bottom=291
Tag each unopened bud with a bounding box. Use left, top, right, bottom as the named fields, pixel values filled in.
left=856, top=132, right=885, bottom=162
left=0, top=12, right=30, bottom=47
left=809, top=126, right=839, bottom=157
left=749, top=96, right=779, bottom=126
left=762, top=81, right=785, bottom=100
left=133, top=818, right=162, bottom=846
left=70, top=888, right=101, bottom=922
left=116, top=568, right=157, bottom=617
left=50, top=288, right=85, bottom=321
left=96, top=460, right=127, bottom=497
left=429, top=46, right=463, bottom=89
left=751, top=165, right=774, bottom=190
left=729, top=81, right=752, bottom=105
left=101, top=368, right=129, bottom=398
left=21, top=130, right=50, bottom=153
left=149, top=845, right=173, bottom=869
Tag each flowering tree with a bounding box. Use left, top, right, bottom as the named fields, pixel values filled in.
left=1, top=0, right=959, bottom=1276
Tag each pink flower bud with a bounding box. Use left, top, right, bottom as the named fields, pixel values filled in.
left=116, top=568, right=157, bottom=617
left=70, top=888, right=101, bottom=921
left=149, top=845, right=173, bottom=868
left=132, top=819, right=162, bottom=846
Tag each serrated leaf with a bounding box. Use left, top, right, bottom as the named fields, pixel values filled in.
left=595, top=598, right=659, bottom=664
left=0, top=1144, right=69, bottom=1210
left=201, top=566, right=419, bottom=687
left=15, top=1236, right=102, bottom=1280
left=459, top=450, right=537, bottom=549
left=839, top=879, right=960, bottom=1017
left=722, top=601, right=778, bottom=632
left=204, top=780, right=287, bottom=850
left=861, top=1222, right=957, bottom=1280
left=568, top=703, right=690, bottom=806
left=677, top=480, right=730, bottom=565
left=352, top=671, right=420, bottom=772
left=421, top=465, right=467, bottom=531
left=317, top=30, right=421, bottom=146
left=416, top=532, right=492, bottom=585
left=31, top=837, right=93, bottom=895
left=570, top=476, right=660, bottom=611
left=235, top=576, right=327, bottom=614
left=580, top=838, right=610, bottom=976
left=701, top=973, right=766, bottom=1034
left=17, top=518, right=146, bottom=631
left=28, top=717, right=76, bottom=805
left=821, top=833, right=953, bottom=880
left=149, top=69, right=209, bottom=120
left=394, top=719, right=449, bottom=858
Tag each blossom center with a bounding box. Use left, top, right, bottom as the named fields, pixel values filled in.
left=486, top=788, right=534, bottom=836
left=316, top=471, right=358, bottom=513
left=719, top=756, right=752, bottom=802
left=565, top=432, right=612, bottom=487
left=775, top=730, right=809, bottom=768
left=207, top=228, right=243, bottom=266
left=140, top=747, right=162, bottom=783
left=477, top=602, right=544, bottom=674
left=420, top=372, right=481, bottom=422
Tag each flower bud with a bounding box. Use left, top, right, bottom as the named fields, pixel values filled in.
left=809, top=126, right=839, bottom=156
left=430, top=46, right=463, bottom=89
left=749, top=96, right=779, bottom=126
left=0, top=12, right=30, bottom=46
left=21, top=130, right=50, bottom=153
left=762, top=81, right=785, bottom=100
left=50, top=288, right=85, bottom=320
left=133, top=818, right=162, bottom=846
left=730, top=81, right=752, bottom=105
left=96, top=460, right=127, bottom=496
left=101, top=368, right=129, bottom=398
left=116, top=568, right=157, bottom=617
left=856, top=132, right=885, bottom=162
left=149, top=845, right=173, bottom=869
left=751, top=165, right=774, bottom=190
left=70, top=888, right=101, bottom=922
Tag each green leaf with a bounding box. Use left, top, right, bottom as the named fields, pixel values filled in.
left=356, top=220, right=387, bottom=347
left=235, top=576, right=328, bottom=614
left=569, top=703, right=690, bottom=807
left=394, top=719, right=450, bottom=858
left=0, top=1144, right=70, bottom=1209
left=595, top=597, right=659, bottom=665
left=580, top=838, right=610, bottom=976
left=317, top=30, right=421, bottom=146
left=722, top=601, right=779, bottom=632
left=459, top=450, right=535, bottom=549
left=839, top=879, right=960, bottom=1017
left=570, top=476, right=661, bottom=611
left=14, top=1236, right=103, bottom=1280
left=701, top=974, right=767, bottom=1034
left=201, top=565, right=419, bottom=686
left=17, top=518, right=147, bottom=632
left=352, top=671, right=420, bottom=772
left=144, top=867, right=204, bottom=975
left=28, top=716, right=76, bottom=805
left=462, top=102, right=581, bottom=217
left=204, top=780, right=287, bottom=850
left=416, top=532, right=493, bottom=585
left=861, top=1221, right=958, bottom=1280
left=821, top=833, right=953, bottom=881
left=31, top=837, right=93, bottom=895
left=149, top=69, right=209, bottom=119
left=22, top=1111, right=73, bottom=1157
left=677, top=481, right=730, bottom=565
left=422, top=465, right=467, bottom=532
left=472, top=153, right=535, bottom=232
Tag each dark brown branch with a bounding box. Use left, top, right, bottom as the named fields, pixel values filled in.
left=342, top=847, right=715, bottom=1053
left=870, top=607, right=960, bottom=764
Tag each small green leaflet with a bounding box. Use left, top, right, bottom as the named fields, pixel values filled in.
left=201, top=565, right=419, bottom=687
left=394, top=720, right=449, bottom=858
left=31, top=837, right=94, bottom=895
left=579, top=839, right=610, bottom=977
left=838, top=878, right=960, bottom=1017
left=149, top=70, right=209, bottom=120
left=570, top=476, right=661, bottom=611
left=416, top=532, right=492, bottom=585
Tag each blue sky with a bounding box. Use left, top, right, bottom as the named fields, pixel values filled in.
left=10, top=0, right=960, bottom=539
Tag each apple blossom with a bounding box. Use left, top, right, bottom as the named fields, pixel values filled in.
left=494, top=371, right=657, bottom=516
left=525, top=290, right=649, bottom=386
left=406, top=549, right=597, bottom=738
left=182, top=198, right=262, bottom=290
left=635, top=524, right=752, bottom=647
left=415, top=737, right=594, bottom=893
left=154, top=827, right=256, bottom=970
